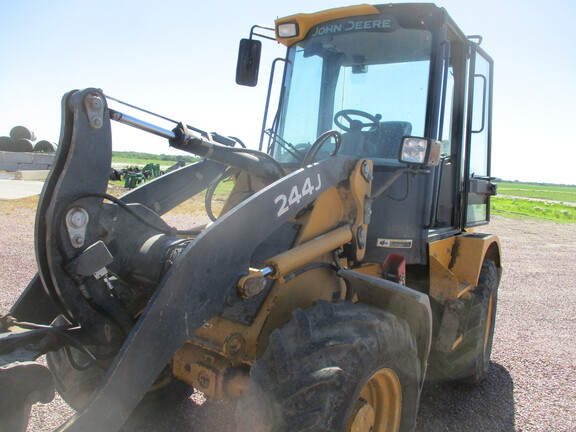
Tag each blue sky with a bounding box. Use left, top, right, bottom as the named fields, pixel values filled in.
left=1, top=0, right=575, bottom=185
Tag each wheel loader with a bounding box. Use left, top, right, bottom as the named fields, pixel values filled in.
left=0, top=3, right=501, bottom=431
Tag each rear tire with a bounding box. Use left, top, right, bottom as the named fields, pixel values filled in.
left=428, top=258, right=499, bottom=385
left=236, top=300, right=421, bottom=432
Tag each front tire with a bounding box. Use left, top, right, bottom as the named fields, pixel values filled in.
left=236, top=301, right=421, bottom=432
left=428, top=258, right=500, bottom=385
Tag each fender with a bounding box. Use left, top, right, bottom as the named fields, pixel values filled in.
left=428, top=233, right=502, bottom=304
left=451, top=233, right=502, bottom=285
left=338, top=269, right=432, bottom=383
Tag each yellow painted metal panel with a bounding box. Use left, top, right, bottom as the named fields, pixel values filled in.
left=275, top=4, right=380, bottom=46
left=451, top=234, right=501, bottom=286
left=428, top=234, right=501, bottom=303
left=429, top=255, right=459, bottom=304
left=428, top=236, right=456, bottom=269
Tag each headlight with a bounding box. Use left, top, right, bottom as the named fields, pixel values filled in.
left=277, top=22, right=299, bottom=38
left=399, top=137, right=441, bottom=167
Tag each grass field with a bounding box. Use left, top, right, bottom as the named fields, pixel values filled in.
left=111, top=151, right=199, bottom=168
left=496, top=182, right=576, bottom=203
left=171, top=175, right=234, bottom=217
left=106, top=176, right=233, bottom=216
left=491, top=196, right=576, bottom=223
left=492, top=182, right=576, bottom=223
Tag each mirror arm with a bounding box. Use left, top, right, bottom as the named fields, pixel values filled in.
left=249, top=25, right=276, bottom=41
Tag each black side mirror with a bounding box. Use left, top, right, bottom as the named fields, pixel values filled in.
left=236, top=39, right=262, bottom=87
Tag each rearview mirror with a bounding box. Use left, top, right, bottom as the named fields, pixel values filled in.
left=236, top=39, right=262, bottom=87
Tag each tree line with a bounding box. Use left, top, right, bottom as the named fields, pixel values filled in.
left=112, top=151, right=200, bottom=163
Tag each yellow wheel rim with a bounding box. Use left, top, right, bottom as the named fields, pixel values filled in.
left=346, top=368, right=402, bottom=432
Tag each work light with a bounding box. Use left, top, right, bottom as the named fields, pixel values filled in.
left=277, top=22, right=299, bottom=38
left=399, top=137, right=441, bottom=167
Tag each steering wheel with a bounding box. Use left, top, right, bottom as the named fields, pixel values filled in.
left=334, top=109, right=381, bottom=132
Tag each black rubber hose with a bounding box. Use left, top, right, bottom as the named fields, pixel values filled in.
left=301, top=130, right=342, bottom=167
left=71, top=193, right=202, bottom=236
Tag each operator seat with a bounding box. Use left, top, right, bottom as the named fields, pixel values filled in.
left=368, top=121, right=412, bottom=159
left=339, top=121, right=412, bottom=159
left=338, top=119, right=370, bottom=157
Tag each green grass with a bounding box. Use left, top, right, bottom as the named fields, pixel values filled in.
left=491, top=196, right=576, bottom=223
left=496, top=182, right=576, bottom=203
left=213, top=177, right=235, bottom=195
left=111, top=151, right=200, bottom=169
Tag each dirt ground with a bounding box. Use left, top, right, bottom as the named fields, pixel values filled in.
left=1, top=206, right=575, bottom=431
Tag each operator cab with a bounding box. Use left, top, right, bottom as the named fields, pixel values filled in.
left=272, top=11, right=430, bottom=167
left=238, top=3, right=495, bottom=265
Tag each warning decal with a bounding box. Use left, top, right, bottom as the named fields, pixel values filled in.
left=376, top=238, right=413, bottom=248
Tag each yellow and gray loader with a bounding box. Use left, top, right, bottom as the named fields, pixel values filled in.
left=0, top=3, right=501, bottom=431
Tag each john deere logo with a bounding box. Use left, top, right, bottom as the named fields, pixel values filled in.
left=310, top=16, right=398, bottom=38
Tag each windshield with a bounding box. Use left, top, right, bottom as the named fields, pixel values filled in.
left=272, top=15, right=432, bottom=164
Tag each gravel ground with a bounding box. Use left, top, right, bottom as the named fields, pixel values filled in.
left=1, top=207, right=575, bottom=432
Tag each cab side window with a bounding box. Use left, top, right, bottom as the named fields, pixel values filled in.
left=435, top=29, right=464, bottom=228
left=465, top=48, right=494, bottom=226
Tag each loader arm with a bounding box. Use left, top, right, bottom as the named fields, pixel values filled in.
left=1, top=88, right=364, bottom=431
left=60, top=156, right=357, bottom=432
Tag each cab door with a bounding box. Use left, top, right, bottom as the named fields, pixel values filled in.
left=464, top=44, right=496, bottom=227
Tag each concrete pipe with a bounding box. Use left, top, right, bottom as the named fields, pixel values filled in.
left=14, top=138, right=34, bottom=152
left=0, top=136, right=15, bottom=151
left=34, top=140, right=56, bottom=153
left=10, top=126, right=36, bottom=141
